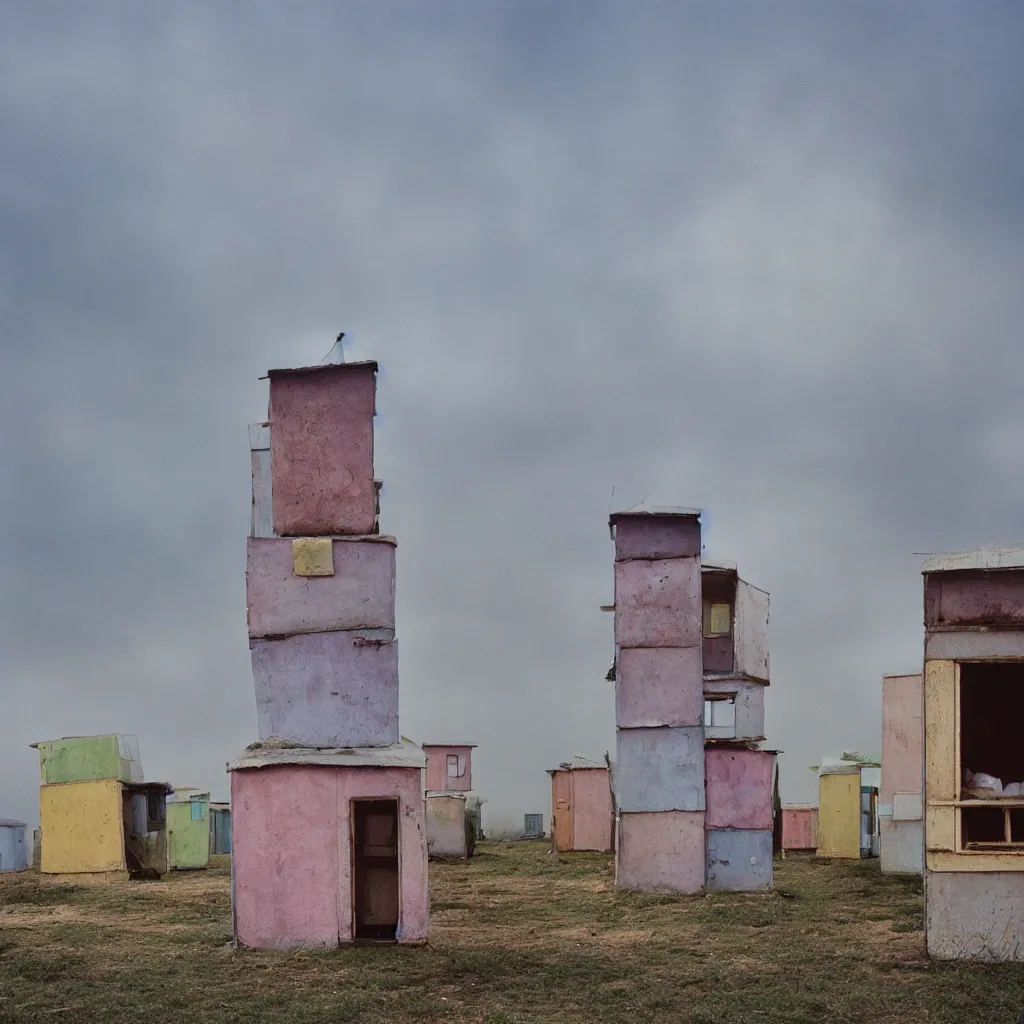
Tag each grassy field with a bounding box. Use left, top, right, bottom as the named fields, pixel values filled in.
left=2, top=842, right=1024, bottom=1023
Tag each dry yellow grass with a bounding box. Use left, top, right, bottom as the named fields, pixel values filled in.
left=0, top=842, right=1022, bottom=1022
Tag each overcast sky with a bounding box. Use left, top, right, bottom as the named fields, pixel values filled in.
left=3, top=2, right=1023, bottom=833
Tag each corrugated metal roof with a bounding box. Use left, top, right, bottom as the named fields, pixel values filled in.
left=227, top=737, right=426, bottom=772
left=922, top=545, right=1024, bottom=573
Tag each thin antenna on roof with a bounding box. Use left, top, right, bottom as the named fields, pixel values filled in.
left=321, top=331, right=346, bottom=365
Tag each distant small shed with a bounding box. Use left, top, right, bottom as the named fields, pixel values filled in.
left=548, top=760, right=614, bottom=853
left=167, top=790, right=211, bottom=870
left=781, top=805, right=818, bottom=855
left=209, top=803, right=231, bottom=855
left=0, top=820, right=28, bottom=873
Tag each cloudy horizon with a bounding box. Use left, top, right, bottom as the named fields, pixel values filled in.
left=3, top=2, right=1024, bottom=833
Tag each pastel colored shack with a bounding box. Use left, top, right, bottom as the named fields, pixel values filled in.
left=231, top=358, right=428, bottom=948
left=922, top=546, right=1024, bottom=960
left=423, top=744, right=477, bottom=860
left=0, top=820, right=28, bottom=873
left=549, top=758, right=614, bottom=853
left=167, top=789, right=211, bottom=870
left=31, top=734, right=170, bottom=881
left=880, top=673, right=924, bottom=875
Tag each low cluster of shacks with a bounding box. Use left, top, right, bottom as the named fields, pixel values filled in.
left=8, top=350, right=1024, bottom=964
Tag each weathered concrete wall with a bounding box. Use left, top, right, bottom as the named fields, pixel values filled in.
left=733, top=580, right=770, bottom=682
left=615, top=727, right=705, bottom=813
left=616, top=811, right=705, bottom=892
left=616, top=647, right=702, bottom=728
left=231, top=764, right=428, bottom=949
left=40, top=780, right=126, bottom=875
left=781, top=806, right=817, bottom=851
left=926, top=870, right=1024, bottom=960
left=613, top=516, right=701, bottom=561
left=167, top=796, right=211, bottom=870
left=246, top=537, right=396, bottom=638
left=268, top=363, right=377, bottom=536
left=0, top=824, right=28, bottom=872
left=817, top=771, right=861, bottom=859
left=571, top=769, right=614, bottom=852
left=423, top=746, right=473, bottom=793
left=251, top=630, right=399, bottom=747
left=706, top=829, right=773, bottom=892
left=613, top=558, right=702, bottom=649
left=925, top=572, right=1024, bottom=628
left=425, top=794, right=467, bottom=859
left=705, top=749, right=774, bottom=831
left=881, top=673, right=923, bottom=875
left=880, top=819, right=922, bottom=875
left=35, top=736, right=142, bottom=786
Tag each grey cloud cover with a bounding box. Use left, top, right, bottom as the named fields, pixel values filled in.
left=2, top=1, right=1024, bottom=830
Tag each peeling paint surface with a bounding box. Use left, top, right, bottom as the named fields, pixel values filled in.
left=269, top=364, right=377, bottom=536
left=615, top=727, right=705, bottom=812
left=246, top=537, right=396, bottom=638
left=613, top=516, right=701, bottom=561
left=422, top=745, right=473, bottom=792
left=550, top=768, right=613, bottom=852
left=704, top=749, right=774, bottom=830
left=781, top=807, right=817, bottom=851
left=251, top=630, right=399, bottom=748
left=616, top=811, right=705, bottom=892
left=613, top=557, right=701, bottom=648
left=706, top=829, right=773, bottom=891
left=425, top=794, right=467, bottom=859
left=40, top=780, right=125, bottom=875
left=616, top=646, right=702, bottom=728
left=231, top=764, right=428, bottom=949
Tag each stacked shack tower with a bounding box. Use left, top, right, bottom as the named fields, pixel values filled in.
left=423, top=744, right=478, bottom=859
left=609, top=505, right=774, bottom=892
left=229, top=360, right=429, bottom=949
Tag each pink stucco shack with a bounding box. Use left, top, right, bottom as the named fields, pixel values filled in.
left=880, top=673, right=923, bottom=875
left=422, top=744, right=475, bottom=794
left=780, top=805, right=819, bottom=855
left=228, top=741, right=428, bottom=948
left=549, top=760, right=614, bottom=853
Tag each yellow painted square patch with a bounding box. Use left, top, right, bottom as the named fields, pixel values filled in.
left=709, top=602, right=731, bottom=635
left=292, top=538, right=334, bottom=576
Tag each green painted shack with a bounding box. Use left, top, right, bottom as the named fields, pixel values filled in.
left=31, top=735, right=143, bottom=785
left=167, top=789, right=211, bottom=870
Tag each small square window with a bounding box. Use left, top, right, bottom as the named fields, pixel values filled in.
left=705, top=602, right=731, bottom=638
left=704, top=696, right=737, bottom=736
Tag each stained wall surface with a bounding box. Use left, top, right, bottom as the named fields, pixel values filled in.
left=781, top=806, right=818, bottom=851
left=35, top=736, right=142, bottom=785
left=167, top=797, right=211, bottom=870
left=40, top=780, right=126, bottom=875
left=616, top=811, right=705, bottom=893
left=881, top=673, right=923, bottom=875
left=704, top=749, right=774, bottom=831
left=425, top=794, right=467, bottom=859
left=616, top=647, right=702, bottom=728
left=423, top=746, right=474, bottom=793
left=251, top=630, right=399, bottom=747
left=706, top=829, right=773, bottom=891
left=231, top=764, right=428, bottom=949
left=246, top=537, right=396, bottom=638
left=927, top=871, right=1024, bottom=960
left=268, top=364, right=377, bottom=536
left=817, top=772, right=861, bottom=859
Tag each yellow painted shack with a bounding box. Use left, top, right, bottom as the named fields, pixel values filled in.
left=817, top=765, right=863, bottom=859
left=39, top=779, right=171, bottom=880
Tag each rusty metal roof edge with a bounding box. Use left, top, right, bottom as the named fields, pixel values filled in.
left=262, top=360, right=379, bottom=380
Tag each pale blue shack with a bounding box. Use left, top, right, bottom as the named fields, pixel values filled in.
left=0, top=819, right=29, bottom=873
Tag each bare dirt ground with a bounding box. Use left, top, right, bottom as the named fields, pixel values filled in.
left=1, top=842, right=1022, bottom=1023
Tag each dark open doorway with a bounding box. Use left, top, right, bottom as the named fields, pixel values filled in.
left=353, top=799, right=400, bottom=941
